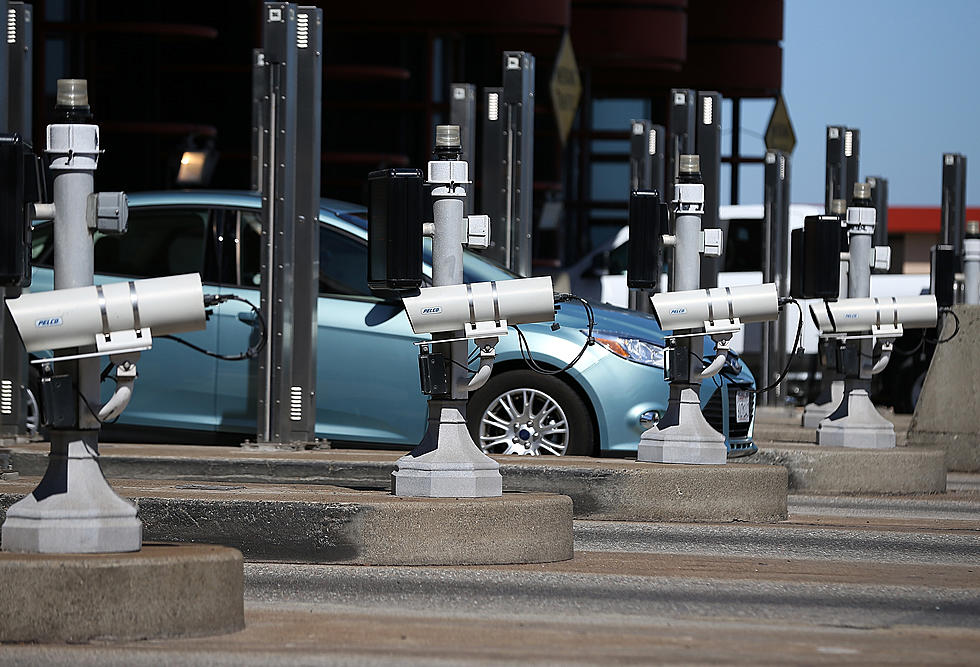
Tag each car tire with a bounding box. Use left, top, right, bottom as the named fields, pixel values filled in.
left=467, top=369, right=596, bottom=457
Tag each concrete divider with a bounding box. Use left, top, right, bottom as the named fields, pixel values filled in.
left=1, top=479, right=573, bottom=565
left=7, top=444, right=789, bottom=523
left=906, top=305, right=980, bottom=472
left=0, top=544, right=243, bottom=643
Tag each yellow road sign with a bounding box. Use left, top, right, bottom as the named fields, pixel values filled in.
left=765, top=95, right=796, bottom=154
left=549, top=32, right=581, bottom=146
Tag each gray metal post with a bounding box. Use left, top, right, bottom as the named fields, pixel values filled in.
left=2, top=79, right=141, bottom=553
left=0, top=0, right=8, bottom=133
left=629, top=119, right=654, bottom=192
left=502, top=52, right=535, bottom=277
left=480, top=86, right=505, bottom=265
left=250, top=48, right=266, bottom=192
left=1, top=1, right=31, bottom=439
left=825, top=126, right=846, bottom=212
left=964, top=221, right=980, bottom=305
left=867, top=176, right=889, bottom=256
left=6, top=2, right=30, bottom=138
left=762, top=150, right=790, bottom=405
left=941, top=153, right=967, bottom=269
left=628, top=119, right=663, bottom=313
left=638, top=155, right=727, bottom=465
left=449, top=83, right=476, bottom=217
left=287, top=5, right=321, bottom=443
left=844, top=128, right=860, bottom=206
left=697, top=92, right=722, bottom=290
left=667, top=89, right=695, bottom=202
left=256, top=2, right=312, bottom=445
left=393, top=126, right=502, bottom=498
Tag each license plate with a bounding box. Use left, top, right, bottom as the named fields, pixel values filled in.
left=735, top=390, right=751, bottom=423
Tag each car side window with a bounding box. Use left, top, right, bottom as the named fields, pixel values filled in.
left=238, top=212, right=372, bottom=298
left=318, top=228, right=372, bottom=297
left=608, top=240, right=629, bottom=274
left=93, top=208, right=210, bottom=279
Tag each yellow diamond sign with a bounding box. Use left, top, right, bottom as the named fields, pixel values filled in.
left=765, top=95, right=796, bottom=154
left=549, top=32, right=581, bottom=146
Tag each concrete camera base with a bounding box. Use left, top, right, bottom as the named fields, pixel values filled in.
left=1, top=479, right=573, bottom=565
left=0, top=544, right=244, bottom=643
left=733, top=442, right=946, bottom=494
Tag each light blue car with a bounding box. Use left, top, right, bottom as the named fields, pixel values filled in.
left=27, top=191, right=757, bottom=457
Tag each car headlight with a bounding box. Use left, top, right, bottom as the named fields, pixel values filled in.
left=587, top=330, right=665, bottom=368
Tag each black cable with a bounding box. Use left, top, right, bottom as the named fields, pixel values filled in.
left=162, top=294, right=268, bottom=361
left=512, top=292, right=596, bottom=376
left=745, top=298, right=805, bottom=396
left=925, top=308, right=960, bottom=344
left=688, top=348, right=722, bottom=389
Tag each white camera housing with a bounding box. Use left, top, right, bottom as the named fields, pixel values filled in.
left=6, top=273, right=207, bottom=357
left=650, top=283, right=779, bottom=335
left=403, top=276, right=555, bottom=338
left=809, top=295, right=937, bottom=337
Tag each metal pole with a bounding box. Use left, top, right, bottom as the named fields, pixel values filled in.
left=0, top=0, right=8, bottom=133
left=667, top=89, right=695, bottom=202
left=825, top=126, right=846, bottom=212
left=941, top=153, right=967, bottom=266
left=867, top=176, right=889, bottom=265
left=628, top=119, right=659, bottom=313
left=480, top=86, right=505, bottom=266
left=257, top=2, right=300, bottom=444
left=1, top=1, right=31, bottom=439
left=730, top=98, right=741, bottom=205
left=762, top=150, right=790, bottom=405
left=844, top=128, right=860, bottom=207
left=964, top=221, right=980, bottom=305
left=697, top=91, right=722, bottom=290
left=250, top=48, right=266, bottom=193
left=450, top=83, right=476, bottom=217
left=285, top=5, right=321, bottom=443
left=502, top=51, right=534, bottom=277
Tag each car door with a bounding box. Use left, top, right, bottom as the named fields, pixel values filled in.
left=91, top=206, right=221, bottom=432
left=213, top=210, right=427, bottom=444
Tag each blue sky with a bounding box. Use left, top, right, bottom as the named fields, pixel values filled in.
left=733, top=0, right=980, bottom=206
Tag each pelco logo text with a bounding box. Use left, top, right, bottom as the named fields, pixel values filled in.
left=35, top=317, right=63, bottom=328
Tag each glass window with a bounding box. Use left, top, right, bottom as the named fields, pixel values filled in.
left=94, top=208, right=209, bottom=278
left=238, top=213, right=372, bottom=297
left=319, top=229, right=371, bottom=297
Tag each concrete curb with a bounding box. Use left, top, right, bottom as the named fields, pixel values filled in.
left=0, top=544, right=244, bottom=643
left=8, top=444, right=789, bottom=523
left=732, top=443, right=947, bottom=494
left=1, top=479, right=574, bottom=565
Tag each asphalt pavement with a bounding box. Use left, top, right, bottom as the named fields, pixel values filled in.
left=1, top=471, right=978, bottom=665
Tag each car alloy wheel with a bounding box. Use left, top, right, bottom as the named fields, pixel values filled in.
left=478, top=387, right=570, bottom=456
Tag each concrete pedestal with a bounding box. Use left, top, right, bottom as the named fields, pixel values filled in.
left=0, top=544, right=244, bottom=643
left=2, top=431, right=141, bottom=553
left=392, top=403, right=502, bottom=498
left=638, top=387, right=727, bottom=465
left=817, top=388, right=896, bottom=449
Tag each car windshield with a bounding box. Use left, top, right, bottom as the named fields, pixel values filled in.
left=338, top=211, right=520, bottom=283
